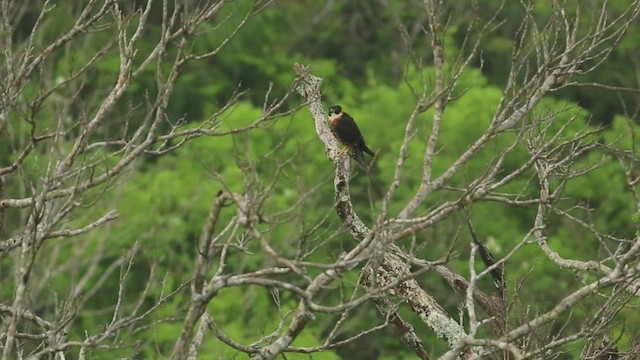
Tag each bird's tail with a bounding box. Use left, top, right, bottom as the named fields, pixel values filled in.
left=362, top=145, right=374, bottom=157
left=351, top=150, right=369, bottom=170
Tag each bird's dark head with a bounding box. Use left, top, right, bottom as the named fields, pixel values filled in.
left=329, top=105, right=342, bottom=116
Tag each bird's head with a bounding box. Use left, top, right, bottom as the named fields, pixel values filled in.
left=328, top=105, right=342, bottom=117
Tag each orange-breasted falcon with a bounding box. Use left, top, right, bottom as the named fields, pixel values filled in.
left=328, top=105, right=374, bottom=167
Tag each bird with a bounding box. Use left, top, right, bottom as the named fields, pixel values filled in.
left=327, top=105, right=374, bottom=167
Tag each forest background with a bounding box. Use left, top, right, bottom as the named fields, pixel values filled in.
left=1, top=0, right=640, bottom=359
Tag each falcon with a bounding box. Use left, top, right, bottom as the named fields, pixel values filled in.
left=328, top=105, right=374, bottom=167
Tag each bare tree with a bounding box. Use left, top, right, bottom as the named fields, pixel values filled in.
left=0, top=0, right=288, bottom=358
left=2, top=0, right=640, bottom=359
left=269, top=2, right=640, bottom=358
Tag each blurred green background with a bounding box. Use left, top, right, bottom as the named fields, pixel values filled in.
left=1, top=0, right=639, bottom=358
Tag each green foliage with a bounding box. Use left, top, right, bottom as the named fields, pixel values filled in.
left=57, top=66, right=639, bottom=357
left=4, top=1, right=640, bottom=358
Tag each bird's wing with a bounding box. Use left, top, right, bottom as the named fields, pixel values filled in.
left=336, top=113, right=366, bottom=145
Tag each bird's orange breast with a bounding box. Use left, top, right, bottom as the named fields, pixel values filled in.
left=329, top=113, right=342, bottom=127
